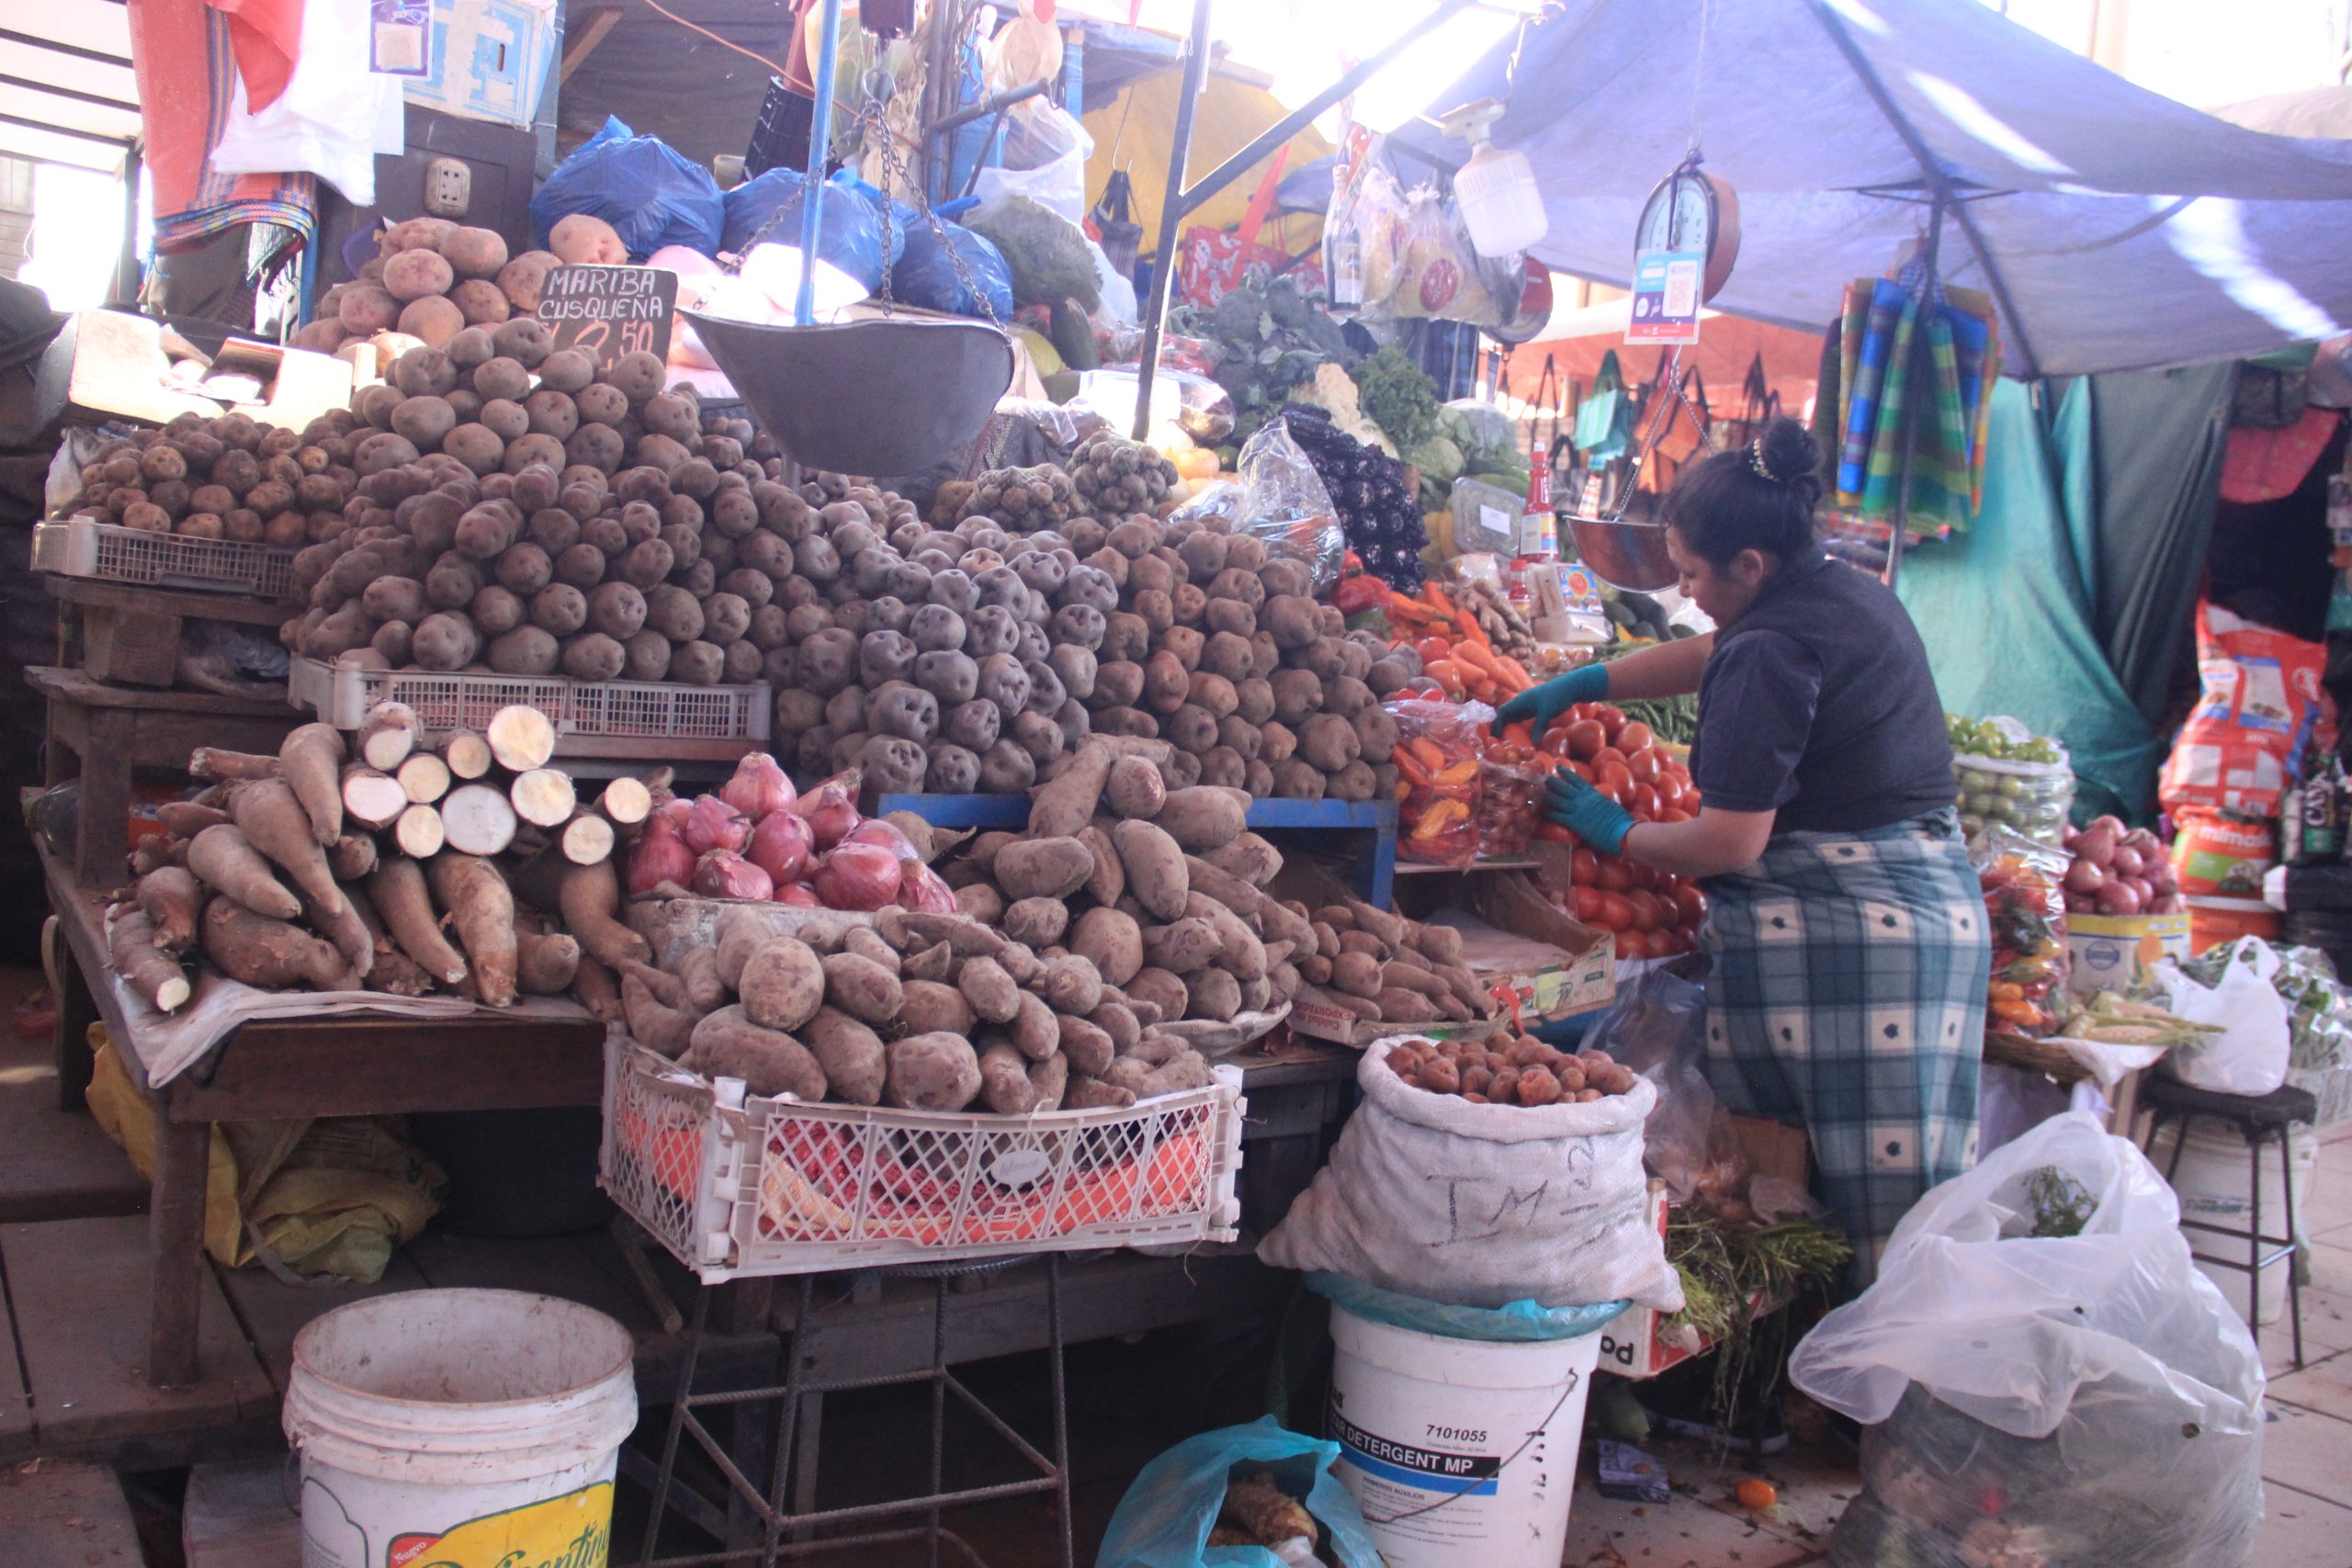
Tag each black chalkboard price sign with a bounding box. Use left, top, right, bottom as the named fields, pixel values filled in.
left=534, top=265, right=677, bottom=371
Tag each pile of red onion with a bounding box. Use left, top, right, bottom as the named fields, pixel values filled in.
left=2059, top=817, right=2183, bottom=916
left=624, top=758, right=953, bottom=912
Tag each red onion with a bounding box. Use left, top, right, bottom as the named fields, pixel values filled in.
left=2086, top=815, right=2128, bottom=840
left=2122, top=827, right=2163, bottom=857
left=655, top=795, right=691, bottom=826
left=2064, top=857, right=2105, bottom=895
left=628, top=814, right=695, bottom=895
left=793, top=772, right=863, bottom=849
left=812, top=841, right=901, bottom=910
left=2074, top=824, right=2120, bottom=866
left=694, top=849, right=774, bottom=901
left=2066, top=892, right=2096, bottom=914
left=720, top=752, right=796, bottom=818
left=746, top=809, right=816, bottom=886
left=2095, top=881, right=2143, bottom=916
left=898, top=863, right=956, bottom=913
left=2148, top=862, right=2178, bottom=896
left=2152, top=892, right=2185, bottom=915
left=684, top=793, right=750, bottom=855
left=846, top=818, right=921, bottom=861
left=2107, top=845, right=2144, bottom=879
left=2123, top=875, right=2155, bottom=907
left=774, top=880, right=823, bottom=907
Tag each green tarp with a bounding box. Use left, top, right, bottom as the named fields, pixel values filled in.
left=1896, top=367, right=2231, bottom=823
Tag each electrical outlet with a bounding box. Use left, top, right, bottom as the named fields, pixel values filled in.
left=424, top=157, right=471, bottom=217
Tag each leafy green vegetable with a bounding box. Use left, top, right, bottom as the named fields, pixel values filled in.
left=1403, top=434, right=1464, bottom=485
left=1170, top=276, right=1355, bottom=447
left=1351, top=344, right=1441, bottom=452
left=965, top=197, right=1100, bottom=312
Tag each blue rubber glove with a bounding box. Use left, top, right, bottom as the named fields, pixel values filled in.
left=1492, top=660, right=1610, bottom=742
left=1544, top=766, right=1634, bottom=856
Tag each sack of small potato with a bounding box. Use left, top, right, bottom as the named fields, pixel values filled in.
left=1259, top=1040, right=1680, bottom=1312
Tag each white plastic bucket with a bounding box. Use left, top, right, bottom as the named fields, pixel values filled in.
left=2150, top=1121, right=2320, bottom=1326
left=283, top=1289, right=638, bottom=1568
left=1325, top=1303, right=1602, bottom=1568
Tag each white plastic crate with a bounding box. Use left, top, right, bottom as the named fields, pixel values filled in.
left=34, top=516, right=299, bottom=601
left=601, top=1038, right=1245, bottom=1280
left=288, top=658, right=770, bottom=743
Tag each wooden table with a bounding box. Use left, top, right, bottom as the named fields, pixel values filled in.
left=42, top=845, right=608, bottom=1388
left=30, top=665, right=295, bottom=889
left=48, top=576, right=289, bottom=689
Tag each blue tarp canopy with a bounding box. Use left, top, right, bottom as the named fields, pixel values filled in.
left=1406, top=0, right=2352, bottom=377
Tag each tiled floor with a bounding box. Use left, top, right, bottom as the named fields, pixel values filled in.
left=1574, top=1117, right=2352, bottom=1567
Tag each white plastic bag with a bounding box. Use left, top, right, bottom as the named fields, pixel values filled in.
left=973, top=102, right=1093, bottom=227
left=2154, top=935, right=2291, bottom=1093
left=1258, top=1045, right=1680, bottom=1312
left=209, top=0, right=406, bottom=206
left=1791, top=1111, right=2265, bottom=1568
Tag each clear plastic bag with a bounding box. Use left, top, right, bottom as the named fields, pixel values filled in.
left=1973, top=826, right=2071, bottom=1039
left=1095, top=1416, right=1386, bottom=1568
left=1224, top=421, right=1344, bottom=592
left=975, top=101, right=1093, bottom=227
left=1474, top=755, right=1544, bottom=860
left=1791, top=1111, right=2266, bottom=1568
left=1952, top=751, right=2075, bottom=850
left=1387, top=699, right=1486, bottom=868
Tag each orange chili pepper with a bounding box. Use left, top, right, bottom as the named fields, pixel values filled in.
left=1410, top=797, right=1471, bottom=837
left=1408, top=737, right=1447, bottom=772
left=1393, top=745, right=1432, bottom=786
left=1454, top=641, right=1500, bottom=676
left=1432, top=758, right=1481, bottom=785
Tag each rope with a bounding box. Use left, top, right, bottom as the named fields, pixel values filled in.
left=635, top=0, right=790, bottom=79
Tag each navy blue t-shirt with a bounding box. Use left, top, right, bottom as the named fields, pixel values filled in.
left=1687, top=550, right=1955, bottom=834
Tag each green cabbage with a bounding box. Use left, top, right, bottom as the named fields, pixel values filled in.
left=1404, top=434, right=1464, bottom=484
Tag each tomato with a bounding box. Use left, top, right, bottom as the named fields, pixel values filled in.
left=1535, top=821, right=1577, bottom=844
left=1561, top=719, right=1606, bottom=761
left=1595, top=892, right=1635, bottom=931
left=1596, top=855, right=1634, bottom=893
left=1627, top=747, right=1662, bottom=784
left=1591, top=745, right=1628, bottom=774
left=1416, top=637, right=1453, bottom=666
left=1569, top=886, right=1604, bottom=922
left=1659, top=929, right=1692, bottom=956
left=1611, top=929, right=1648, bottom=960
left=1598, top=705, right=1627, bottom=743
left=1673, top=885, right=1708, bottom=924
left=1616, top=721, right=1655, bottom=754
left=1625, top=890, right=1666, bottom=931
left=1628, top=782, right=1662, bottom=821
left=1658, top=807, right=1693, bottom=824
left=1570, top=848, right=1600, bottom=885
left=1596, top=761, right=1634, bottom=803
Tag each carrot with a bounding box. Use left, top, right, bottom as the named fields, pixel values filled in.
left=1454, top=641, right=1501, bottom=676
left=1456, top=609, right=1489, bottom=647
left=1421, top=581, right=1453, bottom=612
left=1497, top=655, right=1533, bottom=687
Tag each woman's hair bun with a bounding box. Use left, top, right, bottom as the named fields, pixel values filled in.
left=1756, top=416, right=1820, bottom=486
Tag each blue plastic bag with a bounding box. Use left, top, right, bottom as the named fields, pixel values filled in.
left=531, top=117, right=725, bottom=260
left=1306, top=1273, right=1627, bottom=1343
left=891, top=221, right=1013, bottom=321
left=721, top=170, right=893, bottom=291
left=1095, top=1417, right=1384, bottom=1568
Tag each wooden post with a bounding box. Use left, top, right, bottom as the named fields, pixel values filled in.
left=147, top=1111, right=210, bottom=1388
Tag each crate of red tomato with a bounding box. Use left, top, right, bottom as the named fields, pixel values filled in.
left=1505, top=700, right=1709, bottom=963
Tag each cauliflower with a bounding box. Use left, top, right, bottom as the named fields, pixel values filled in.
left=1287, top=362, right=1363, bottom=430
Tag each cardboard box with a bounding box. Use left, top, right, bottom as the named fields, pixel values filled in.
left=34, top=312, right=354, bottom=434
left=401, top=0, right=560, bottom=130
left=1287, top=989, right=1504, bottom=1049
left=1597, top=1117, right=1811, bottom=1380
left=1468, top=871, right=1615, bottom=1021
left=2064, top=910, right=2191, bottom=1000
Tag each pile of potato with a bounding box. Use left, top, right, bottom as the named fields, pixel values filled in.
left=297, top=216, right=579, bottom=359
left=62, top=413, right=356, bottom=546
left=1290, top=898, right=1502, bottom=1029
left=282, top=338, right=838, bottom=686
left=775, top=463, right=1404, bottom=802
left=1383, top=1037, right=1638, bottom=1106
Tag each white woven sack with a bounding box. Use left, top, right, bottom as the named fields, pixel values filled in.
left=1260, top=1044, right=1681, bottom=1312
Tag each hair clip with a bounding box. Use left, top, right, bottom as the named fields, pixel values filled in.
left=1748, top=437, right=1776, bottom=482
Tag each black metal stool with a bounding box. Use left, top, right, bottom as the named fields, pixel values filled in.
left=634, top=1254, right=1071, bottom=1568
left=2136, top=1075, right=2318, bottom=1369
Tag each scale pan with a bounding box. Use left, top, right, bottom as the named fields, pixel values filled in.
left=682, top=310, right=1013, bottom=477
left=1566, top=513, right=1679, bottom=592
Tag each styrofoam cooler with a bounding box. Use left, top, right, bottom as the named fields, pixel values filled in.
left=2150, top=1120, right=2321, bottom=1325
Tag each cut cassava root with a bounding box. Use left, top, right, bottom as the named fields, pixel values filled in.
left=440, top=784, right=518, bottom=856
left=486, top=705, right=555, bottom=772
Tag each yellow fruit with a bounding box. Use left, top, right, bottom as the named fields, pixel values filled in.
left=1013, top=327, right=1062, bottom=378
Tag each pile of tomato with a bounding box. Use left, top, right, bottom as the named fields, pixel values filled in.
left=1494, top=701, right=1709, bottom=960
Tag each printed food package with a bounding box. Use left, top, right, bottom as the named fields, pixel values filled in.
left=2159, top=602, right=2336, bottom=819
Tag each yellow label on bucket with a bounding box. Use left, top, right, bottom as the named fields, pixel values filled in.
left=387, top=1482, right=613, bottom=1568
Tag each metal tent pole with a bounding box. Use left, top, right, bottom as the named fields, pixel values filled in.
left=1129, top=0, right=1483, bottom=438
left=797, top=0, right=845, bottom=327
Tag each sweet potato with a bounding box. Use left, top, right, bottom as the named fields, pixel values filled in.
left=202, top=898, right=350, bottom=990
left=956, top=953, right=1020, bottom=1022
left=514, top=928, right=582, bottom=995
left=1185, top=893, right=1267, bottom=980
left=885, top=1032, right=983, bottom=1111
left=1110, top=819, right=1188, bottom=921
left=686, top=1006, right=826, bottom=1099
left=993, top=836, right=1096, bottom=902
left=978, top=1043, right=1038, bottom=1113
left=111, top=908, right=191, bottom=1012
left=368, top=859, right=468, bottom=986
left=821, top=951, right=903, bottom=1025
left=803, top=1007, right=887, bottom=1104
left=303, top=886, right=378, bottom=981
left=428, top=853, right=518, bottom=1006
left=277, top=723, right=346, bottom=845
left=230, top=779, right=346, bottom=916
left=622, top=971, right=698, bottom=1056
left=1002, top=897, right=1069, bottom=948
left=556, top=859, right=650, bottom=970
left=1028, top=1053, right=1069, bottom=1111
left=901, top=979, right=976, bottom=1037
left=1055, top=1012, right=1115, bottom=1076
left=1064, top=1075, right=1136, bottom=1110
left=1010, top=989, right=1059, bottom=1061
left=1029, top=741, right=1111, bottom=836
left=1143, top=919, right=1220, bottom=975
left=741, top=937, right=826, bottom=1032
left=136, top=867, right=205, bottom=953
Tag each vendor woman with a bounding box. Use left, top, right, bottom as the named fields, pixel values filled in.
left=1500, top=417, right=1987, bottom=1285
